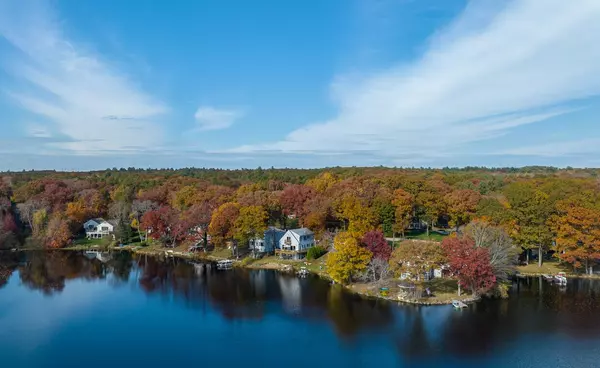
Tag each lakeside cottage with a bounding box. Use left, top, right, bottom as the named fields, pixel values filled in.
left=400, top=264, right=450, bottom=281
left=276, top=228, right=315, bottom=260
left=249, top=227, right=286, bottom=255
left=83, top=218, right=117, bottom=239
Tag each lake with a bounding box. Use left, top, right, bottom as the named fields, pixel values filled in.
left=1, top=251, right=600, bottom=368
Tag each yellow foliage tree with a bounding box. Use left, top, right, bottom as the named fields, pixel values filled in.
left=65, top=199, right=88, bottom=224
left=234, top=205, right=268, bottom=246
left=306, top=172, right=338, bottom=193
left=551, top=195, right=600, bottom=274
left=335, top=194, right=377, bottom=238
left=171, top=185, right=198, bottom=211
left=32, top=208, right=48, bottom=237
left=392, top=188, right=414, bottom=237
left=208, top=202, right=240, bottom=247
left=326, top=232, right=372, bottom=284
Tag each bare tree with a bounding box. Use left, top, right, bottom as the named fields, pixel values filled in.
left=465, top=220, right=519, bottom=283
left=109, top=201, right=131, bottom=220
left=362, top=257, right=391, bottom=283
left=16, top=200, right=45, bottom=231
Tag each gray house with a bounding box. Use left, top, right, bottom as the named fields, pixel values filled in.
left=249, top=227, right=286, bottom=255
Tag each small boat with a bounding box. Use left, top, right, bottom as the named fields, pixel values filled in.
left=296, top=267, right=309, bottom=277
left=542, top=274, right=554, bottom=281
left=554, top=274, right=567, bottom=285
left=452, top=300, right=468, bottom=309
left=216, top=260, right=233, bottom=270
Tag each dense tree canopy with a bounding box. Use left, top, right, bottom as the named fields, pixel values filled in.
left=0, top=166, right=598, bottom=275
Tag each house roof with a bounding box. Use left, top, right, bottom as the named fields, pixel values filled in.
left=289, top=228, right=313, bottom=236
left=85, top=218, right=106, bottom=225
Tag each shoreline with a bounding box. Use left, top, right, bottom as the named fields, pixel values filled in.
left=12, top=246, right=507, bottom=306
left=65, top=245, right=478, bottom=306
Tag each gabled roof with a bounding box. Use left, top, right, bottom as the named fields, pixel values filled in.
left=266, top=226, right=285, bottom=233
left=85, top=218, right=106, bottom=225
left=289, top=228, right=313, bottom=236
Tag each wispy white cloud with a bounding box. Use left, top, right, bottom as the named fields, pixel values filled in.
left=0, top=0, right=168, bottom=155
left=194, top=106, right=244, bottom=131
left=25, top=123, right=52, bottom=138
left=232, top=0, right=600, bottom=162
left=497, top=138, right=600, bottom=158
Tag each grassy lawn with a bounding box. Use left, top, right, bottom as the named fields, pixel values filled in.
left=71, top=238, right=105, bottom=247
left=408, top=229, right=448, bottom=241
left=388, top=229, right=448, bottom=243
left=517, top=260, right=572, bottom=275
left=422, top=278, right=461, bottom=302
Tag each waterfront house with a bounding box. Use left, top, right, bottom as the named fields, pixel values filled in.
left=83, top=218, right=116, bottom=239
left=276, top=228, right=315, bottom=260
left=249, top=227, right=286, bottom=255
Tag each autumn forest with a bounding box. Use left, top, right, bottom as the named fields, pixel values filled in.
left=1, top=166, right=599, bottom=297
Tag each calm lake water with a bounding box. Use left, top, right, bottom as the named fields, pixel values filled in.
left=1, top=251, right=600, bottom=368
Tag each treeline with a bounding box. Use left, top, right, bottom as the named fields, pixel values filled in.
left=0, top=167, right=599, bottom=275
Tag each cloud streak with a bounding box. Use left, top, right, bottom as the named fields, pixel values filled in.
left=232, top=0, right=600, bottom=162
left=0, top=0, right=168, bottom=155
left=194, top=106, right=244, bottom=131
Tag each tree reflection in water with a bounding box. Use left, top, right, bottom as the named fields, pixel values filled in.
left=3, top=251, right=600, bottom=360
left=0, top=252, right=20, bottom=289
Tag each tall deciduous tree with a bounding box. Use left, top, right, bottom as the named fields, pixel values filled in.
left=171, top=185, right=198, bottom=211
left=392, top=189, right=414, bottom=237
left=505, top=182, right=553, bottom=267
left=45, top=215, right=71, bottom=248
left=441, top=237, right=496, bottom=296
left=416, top=184, right=446, bottom=237
left=465, top=220, right=519, bottom=283
left=279, top=184, right=315, bottom=225
left=306, top=172, right=338, bottom=193
left=326, top=232, right=372, bottom=284
left=208, top=202, right=240, bottom=247
left=32, top=208, right=48, bottom=238
left=65, top=199, right=89, bottom=224
left=185, top=202, right=213, bottom=248
left=444, top=189, right=481, bottom=232
left=335, top=194, right=377, bottom=238
left=551, top=195, right=600, bottom=274
left=361, top=230, right=391, bottom=261
left=234, top=205, right=268, bottom=248
left=140, top=206, right=185, bottom=247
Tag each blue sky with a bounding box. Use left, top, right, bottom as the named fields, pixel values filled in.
left=1, top=0, right=600, bottom=170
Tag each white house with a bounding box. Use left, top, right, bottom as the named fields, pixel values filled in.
left=249, top=227, right=286, bottom=255
left=83, top=218, right=116, bottom=239
left=276, top=228, right=315, bottom=260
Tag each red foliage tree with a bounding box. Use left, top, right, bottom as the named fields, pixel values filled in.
left=45, top=215, right=71, bottom=248
left=441, top=237, right=496, bottom=296
left=279, top=184, right=315, bottom=224
left=141, top=206, right=188, bottom=247
left=2, top=213, right=18, bottom=234
left=361, top=230, right=391, bottom=261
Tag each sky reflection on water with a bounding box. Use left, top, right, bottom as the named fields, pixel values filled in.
left=1, top=251, right=600, bottom=368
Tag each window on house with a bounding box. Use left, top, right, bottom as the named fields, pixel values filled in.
left=101, top=226, right=108, bottom=231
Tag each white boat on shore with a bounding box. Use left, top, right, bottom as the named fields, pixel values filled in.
left=452, top=300, right=468, bottom=309
left=296, top=267, right=309, bottom=277
left=216, top=260, right=233, bottom=270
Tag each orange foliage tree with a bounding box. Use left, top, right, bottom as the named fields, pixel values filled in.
left=552, top=195, right=600, bottom=274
